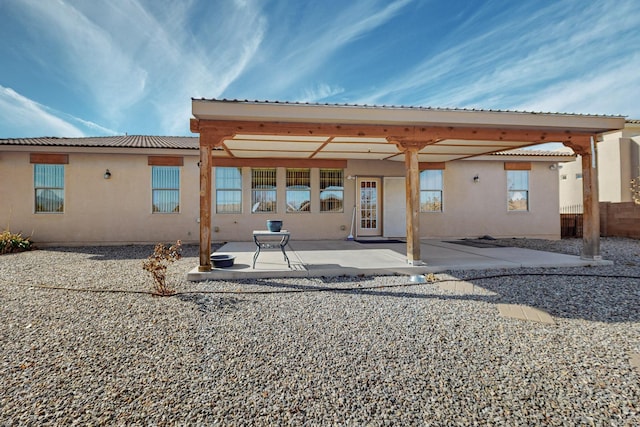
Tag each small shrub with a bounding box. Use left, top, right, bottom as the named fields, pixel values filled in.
left=631, top=177, right=640, bottom=205
left=0, top=230, right=33, bottom=255
left=142, top=240, right=182, bottom=296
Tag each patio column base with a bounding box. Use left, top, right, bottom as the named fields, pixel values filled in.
left=407, top=259, right=426, bottom=266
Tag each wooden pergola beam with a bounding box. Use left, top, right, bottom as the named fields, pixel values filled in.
left=191, top=118, right=593, bottom=146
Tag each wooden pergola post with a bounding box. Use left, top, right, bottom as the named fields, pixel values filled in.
left=391, top=138, right=429, bottom=265
left=564, top=137, right=601, bottom=260
left=580, top=137, right=601, bottom=260
left=198, top=143, right=213, bottom=271
left=190, top=119, right=232, bottom=271
left=405, top=146, right=422, bottom=264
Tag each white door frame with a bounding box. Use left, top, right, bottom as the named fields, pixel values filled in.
left=357, top=177, right=381, bottom=237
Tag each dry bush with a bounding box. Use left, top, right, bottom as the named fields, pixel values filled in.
left=142, top=240, right=182, bottom=295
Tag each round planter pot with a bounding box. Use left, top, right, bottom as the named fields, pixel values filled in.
left=266, top=220, right=283, bottom=232
left=210, top=254, right=235, bottom=268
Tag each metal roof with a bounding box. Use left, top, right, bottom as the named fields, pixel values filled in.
left=0, top=135, right=198, bottom=149
left=193, top=98, right=625, bottom=119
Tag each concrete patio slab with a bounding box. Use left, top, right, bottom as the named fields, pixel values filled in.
left=497, top=303, right=555, bottom=324
left=187, top=239, right=613, bottom=281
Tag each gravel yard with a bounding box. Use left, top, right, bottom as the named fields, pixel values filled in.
left=1, top=237, right=639, bottom=425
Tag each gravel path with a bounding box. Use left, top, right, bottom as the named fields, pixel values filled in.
left=1, top=238, right=639, bottom=425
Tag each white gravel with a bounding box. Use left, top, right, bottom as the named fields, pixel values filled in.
left=1, top=238, right=639, bottom=425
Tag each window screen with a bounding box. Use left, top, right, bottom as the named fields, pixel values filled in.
left=215, top=167, right=242, bottom=213
left=152, top=166, right=180, bottom=213
left=34, top=164, right=64, bottom=213
left=251, top=168, right=277, bottom=213
left=507, top=170, right=529, bottom=211
left=286, top=168, right=310, bottom=212
left=320, top=169, right=344, bottom=212
left=419, top=170, right=443, bottom=212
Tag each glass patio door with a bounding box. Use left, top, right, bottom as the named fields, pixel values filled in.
left=357, top=177, right=381, bottom=236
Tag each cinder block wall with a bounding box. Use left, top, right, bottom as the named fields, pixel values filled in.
left=600, top=202, right=640, bottom=238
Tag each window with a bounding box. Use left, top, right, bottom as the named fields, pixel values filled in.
left=252, top=168, right=276, bottom=213
left=575, top=173, right=583, bottom=179
left=152, top=166, right=180, bottom=213
left=507, top=170, right=529, bottom=211
left=286, top=168, right=310, bottom=212
left=419, top=170, right=443, bottom=212
left=34, top=164, right=64, bottom=213
left=320, top=169, right=344, bottom=212
left=215, top=167, right=242, bottom=213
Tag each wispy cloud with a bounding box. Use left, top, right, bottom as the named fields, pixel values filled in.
left=0, top=86, right=85, bottom=137
left=230, top=0, right=413, bottom=99
left=3, top=0, right=267, bottom=135
left=296, top=84, right=345, bottom=103
left=10, top=0, right=148, bottom=119
left=355, top=0, right=640, bottom=117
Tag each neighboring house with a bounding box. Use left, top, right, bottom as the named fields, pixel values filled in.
left=559, top=120, right=640, bottom=210
left=0, top=135, right=574, bottom=245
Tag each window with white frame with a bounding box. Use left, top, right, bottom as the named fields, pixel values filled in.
left=286, top=168, right=310, bottom=212
left=419, top=169, right=443, bottom=212
left=251, top=168, right=277, bottom=213
left=215, top=167, right=242, bottom=213
left=152, top=166, right=180, bottom=213
left=34, top=164, right=64, bottom=213
left=507, top=170, right=529, bottom=211
left=320, top=169, right=344, bottom=212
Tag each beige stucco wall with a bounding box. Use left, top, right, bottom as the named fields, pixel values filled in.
left=1, top=148, right=564, bottom=245
left=558, top=157, right=583, bottom=208
left=559, top=125, right=640, bottom=207
left=419, top=160, right=561, bottom=239
left=0, top=150, right=200, bottom=245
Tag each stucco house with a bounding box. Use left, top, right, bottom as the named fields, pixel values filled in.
left=0, top=133, right=573, bottom=246
left=559, top=120, right=640, bottom=209
left=0, top=100, right=625, bottom=269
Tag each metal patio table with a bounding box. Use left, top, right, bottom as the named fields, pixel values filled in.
left=252, top=230, right=291, bottom=269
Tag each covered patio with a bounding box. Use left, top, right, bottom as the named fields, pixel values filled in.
left=189, top=99, right=625, bottom=279
left=187, top=238, right=612, bottom=281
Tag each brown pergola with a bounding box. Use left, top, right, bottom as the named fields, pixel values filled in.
left=191, top=99, right=625, bottom=271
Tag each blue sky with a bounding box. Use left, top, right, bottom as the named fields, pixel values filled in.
left=0, top=0, right=638, bottom=138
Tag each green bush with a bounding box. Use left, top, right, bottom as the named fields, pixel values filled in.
left=0, top=230, right=33, bottom=254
